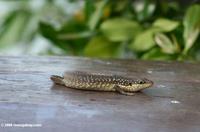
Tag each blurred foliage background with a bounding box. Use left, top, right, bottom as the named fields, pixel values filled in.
left=0, top=0, right=200, bottom=61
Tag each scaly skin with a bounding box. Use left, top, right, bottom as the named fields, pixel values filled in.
left=50, top=71, right=153, bottom=96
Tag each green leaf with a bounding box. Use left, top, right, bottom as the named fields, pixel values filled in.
left=88, top=0, right=108, bottom=30
left=133, top=0, right=156, bottom=21
left=0, top=11, right=31, bottom=47
left=183, top=4, right=200, bottom=54
left=153, top=18, right=179, bottom=32
left=39, top=22, right=58, bottom=41
left=131, top=18, right=179, bottom=52
left=39, top=22, right=71, bottom=53
left=141, top=48, right=173, bottom=60
left=84, top=0, right=95, bottom=21
left=100, top=18, right=142, bottom=42
left=154, top=33, right=177, bottom=54
left=84, top=36, right=120, bottom=58
left=130, top=28, right=159, bottom=51
left=57, top=31, right=93, bottom=40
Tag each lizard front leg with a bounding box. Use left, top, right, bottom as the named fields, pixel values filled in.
left=114, top=85, right=135, bottom=96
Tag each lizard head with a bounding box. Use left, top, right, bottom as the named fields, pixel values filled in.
left=119, top=78, right=153, bottom=92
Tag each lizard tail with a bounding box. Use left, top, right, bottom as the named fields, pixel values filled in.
left=50, top=75, right=65, bottom=85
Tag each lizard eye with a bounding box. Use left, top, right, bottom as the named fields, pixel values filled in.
left=139, top=80, right=144, bottom=84
left=128, top=82, right=132, bottom=86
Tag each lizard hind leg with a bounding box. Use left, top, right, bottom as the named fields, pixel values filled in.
left=50, top=75, right=65, bottom=85
left=114, top=85, right=135, bottom=96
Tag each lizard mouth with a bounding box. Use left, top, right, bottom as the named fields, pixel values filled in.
left=142, top=78, right=154, bottom=88
left=147, top=81, right=154, bottom=88
left=149, top=80, right=154, bottom=87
